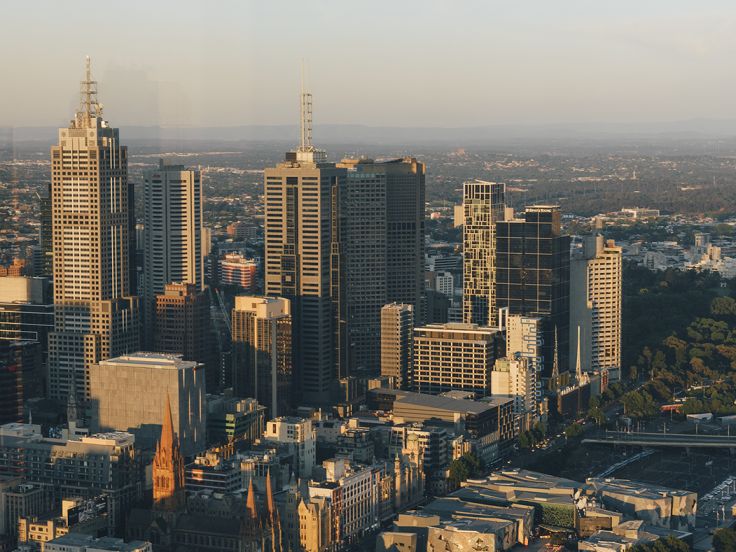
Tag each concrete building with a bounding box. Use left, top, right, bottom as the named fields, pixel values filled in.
left=264, top=417, right=316, bottom=479
left=570, top=236, right=622, bottom=381
left=45, top=534, right=152, bottom=552
left=142, top=160, right=203, bottom=340
left=0, top=482, right=49, bottom=544
left=586, top=478, right=696, bottom=531
left=413, top=323, right=500, bottom=397
left=17, top=496, right=109, bottom=550
left=491, top=357, right=538, bottom=429
left=496, top=206, right=571, bottom=379
left=308, top=458, right=379, bottom=541
left=88, top=353, right=206, bottom=456
left=504, top=313, right=544, bottom=377
left=185, top=449, right=243, bottom=494
left=218, top=253, right=258, bottom=290
left=435, top=272, right=454, bottom=298
left=206, top=395, right=265, bottom=445
left=380, top=303, right=414, bottom=390
left=48, top=59, right=139, bottom=402
left=0, top=423, right=142, bottom=533
left=0, top=276, right=53, bottom=380
left=263, top=92, right=345, bottom=407
left=462, top=180, right=506, bottom=326
left=370, top=388, right=515, bottom=467
left=153, top=283, right=215, bottom=392
left=0, top=340, right=41, bottom=425
left=231, top=296, right=292, bottom=418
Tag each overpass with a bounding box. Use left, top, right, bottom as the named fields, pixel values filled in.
left=583, top=431, right=736, bottom=449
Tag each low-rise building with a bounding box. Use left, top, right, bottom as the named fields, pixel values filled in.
left=263, top=417, right=316, bottom=479
left=44, top=534, right=151, bottom=552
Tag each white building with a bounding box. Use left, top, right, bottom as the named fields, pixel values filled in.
left=308, top=458, right=378, bottom=539
left=264, top=417, right=316, bottom=478
left=491, top=357, right=538, bottom=428
left=570, top=236, right=622, bottom=382
left=143, top=160, right=204, bottom=300
left=435, top=272, right=454, bottom=298
left=504, top=313, right=544, bottom=377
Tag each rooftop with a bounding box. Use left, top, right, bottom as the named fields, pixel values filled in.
left=99, top=352, right=200, bottom=370
left=372, top=388, right=511, bottom=415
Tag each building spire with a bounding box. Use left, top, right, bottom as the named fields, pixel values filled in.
left=246, top=476, right=258, bottom=520
left=575, top=325, right=582, bottom=383
left=551, top=325, right=560, bottom=381
left=152, top=394, right=185, bottom=511
left=266, top=468, right=276, bottom=517
left=160, top=393, right=175, bottom=452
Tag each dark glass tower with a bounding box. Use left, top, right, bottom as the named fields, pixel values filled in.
left=496, top=205, right=570, bottom=379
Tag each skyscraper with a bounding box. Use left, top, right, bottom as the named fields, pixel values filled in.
left=569, top=235, right=622, bottom=381
left=496, top=205, right=570, bottom=380
left=463, top=180, right=506, bottom=326
left=154, top=283, right=215, bottom=391
left=48, top=58, right=139, bottom=401
left=264, top=87, right=346, bottom=406
left=385, top=159, right=426, bottom=318
left=334, top=158, right=426, bottom=376
left=143, top=160, right=203, bottom=339
left=380, top=303, right=414, bottom=389
left=231, top=296, right=292, bottom=418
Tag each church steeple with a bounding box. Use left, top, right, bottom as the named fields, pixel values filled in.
left=153, top=395, right=185, bottom=512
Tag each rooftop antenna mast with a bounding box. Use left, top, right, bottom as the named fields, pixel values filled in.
left=77, top=56, right=102, bottom=126
left=299, top=61, right=314, bottom=152
left=295, top=61, right=325, bottom=163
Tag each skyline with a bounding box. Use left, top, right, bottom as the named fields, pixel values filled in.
left=3, top=0, right=736, bottom=129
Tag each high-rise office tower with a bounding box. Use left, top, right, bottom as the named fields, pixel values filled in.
left=48, top=58, right=139, bottom=401
left=463, top=180, right=506, bottom=326
left=385, top=159, right=426, bottom=317
left=264, top=86, right=346, bottom=406
left=412, top=322, right=500, bottom=397
left=36, top=184, right=53, bottom=278
left=333, top=158, right=426, bottom=376
left=231, top=296, right=292, bottom=418
left=380, top=303, right=414, bottom=389
left=143, top=160, right=203, bottom=339
left=569, top=235, right=622, bottom=380
left=154, top=283, right=215, bottom=391
left=496, top=205, right=570, bottom=380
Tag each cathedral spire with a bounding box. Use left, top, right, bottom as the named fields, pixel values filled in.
left=153, top=395, right=185, bottom=512
left=246, top=476, right=258, bottom=520
left=266, top=468, right=276, bottom=518
left=160, top=394, right=175, bottom=452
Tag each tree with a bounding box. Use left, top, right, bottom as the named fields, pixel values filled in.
left=447, top=453, right=482, bottom=487
left=713, top=527, right=736, bottom=552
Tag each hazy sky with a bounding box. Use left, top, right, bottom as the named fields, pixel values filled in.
left=3, top=0, right=736, bottom=128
